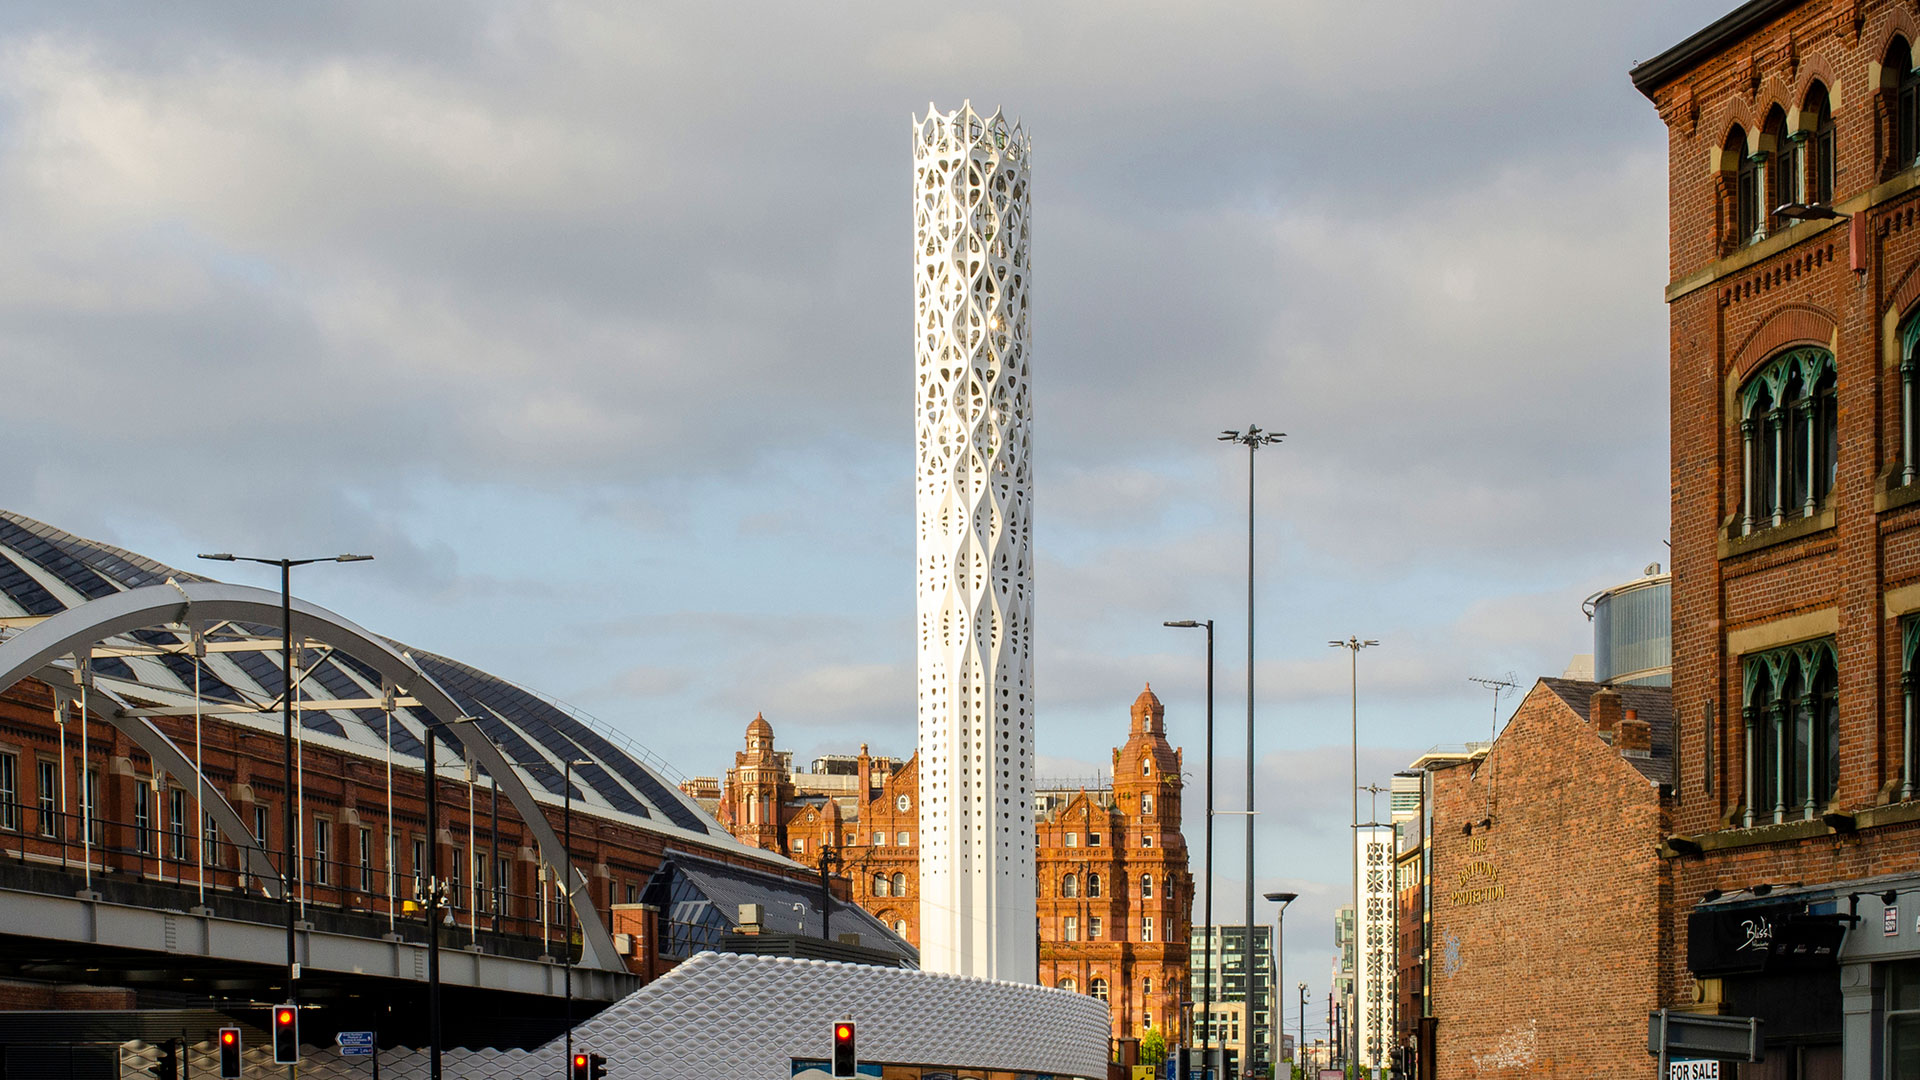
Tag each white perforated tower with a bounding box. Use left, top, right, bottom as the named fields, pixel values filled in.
left=912, top=101, right=1036, bottom=982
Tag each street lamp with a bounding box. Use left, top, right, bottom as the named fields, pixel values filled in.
left=1220, top=423, right=1283, bottom=1080
left=1297, top=982, right=1308, bottom=1080
left=195, top=552, right=371, bottom=1022
left=1265, top=892, right=1296, bottom=1080
left=1163, top=618, right=1215, bottom=1071
left=513, top=756, right=594, bottom=1073
left=1328, top=636, right=1375, bottom=1075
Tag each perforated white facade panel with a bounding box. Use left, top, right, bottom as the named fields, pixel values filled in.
left=912, top=101, right=1036, bottom=982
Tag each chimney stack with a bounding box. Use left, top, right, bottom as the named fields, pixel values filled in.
left=1590, top=687, right=1623, bottom=742
left=1618, top=707, right=1652, bottom=755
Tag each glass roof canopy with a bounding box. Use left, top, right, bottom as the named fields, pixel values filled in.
left=0, top=509, right=766, bottom=859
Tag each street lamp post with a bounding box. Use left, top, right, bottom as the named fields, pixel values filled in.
left=196, top=551, right=371, bottom=1055
left=515, top=757, right=593, bottom=1072
left=1265, top=892, right=1296, bottom=1080
left=1163, top=619, right=1215, bottom=1070
left=1298, top=982, right=1308, bottom=1080
left=1328, top=636, right=1376, bottom=1076
left=1219, top=424, right=1282, bottom=1080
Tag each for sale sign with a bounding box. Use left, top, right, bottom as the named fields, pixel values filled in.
left=1670, top=1060, right=1720, bottom=1080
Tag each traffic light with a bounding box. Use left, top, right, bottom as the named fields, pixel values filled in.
left=832, top=1021, right=856, bottom=1078
left=589, top=1054, right=608, bottom=1079
left=218, top=1027, right=242, bottom=1078
left=571, top=1052, right=590, bottom=1080
left=272, top=1003, right=299, bottom=1064
left=149, top=1038, right=179, bottom=1080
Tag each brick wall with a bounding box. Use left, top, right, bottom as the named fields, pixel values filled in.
left=1638, top=0, right=1920, bottom=1011
left=1427, top=683, right=1668, bottom=1078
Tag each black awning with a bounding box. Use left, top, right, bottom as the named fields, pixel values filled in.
left=1689, top=903, right=1844, bottom=976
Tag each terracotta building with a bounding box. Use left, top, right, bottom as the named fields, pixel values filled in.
left=1418, top=679, right=1673, bottom=1080
left=694, top=686, right=1194, bottom=1043
left=1633, top=1, right=1920, bottom=1072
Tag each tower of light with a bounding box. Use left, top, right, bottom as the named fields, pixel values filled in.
left=912, top=101, right=1035, bottom=981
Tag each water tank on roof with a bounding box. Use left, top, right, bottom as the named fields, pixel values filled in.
left=1585, top=565, right=1672, bottom=686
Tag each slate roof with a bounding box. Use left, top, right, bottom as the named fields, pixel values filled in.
left=1539, top=676, right=1675, bottom=786
left=647, top=848, right=914, bottom=965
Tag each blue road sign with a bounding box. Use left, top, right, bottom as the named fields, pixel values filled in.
left=336, top=1031, right=375, bottom=1057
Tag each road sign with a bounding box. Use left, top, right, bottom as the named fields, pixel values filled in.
left=336, top=1030, right=375, bottom=1057
left=1670, top=1061, right=1720, bottom=1080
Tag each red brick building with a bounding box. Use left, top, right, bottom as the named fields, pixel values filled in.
left=1633, top=2, right=1920, bottom=1072
left=697, top=686, right=1194, bottom=1043
left=1420, top=680, right=1673, bottom=1079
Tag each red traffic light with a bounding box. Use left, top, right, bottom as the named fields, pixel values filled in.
left=832, top=1021, right=857, bottom=1077
left=836, top=1024, right=853, bottom=1041
left=575, top=1055, right=588, bottom=1067
left=572, top=1052, right=591, bottom=1080
left=276, top=1008, right=295, bottom=1026
left=220, top=1030, right=237, bottom=1046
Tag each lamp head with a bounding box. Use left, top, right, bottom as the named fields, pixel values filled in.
left=197, top=553, right=236, bottom=562
left=1164, top=620, right=1200, bottom=628
left=1265, top=891, right=1298, bottom=905
left=335, top=554, right=374, bottom=563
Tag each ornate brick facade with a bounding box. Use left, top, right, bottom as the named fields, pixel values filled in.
left=699, top=686, right=1194, bottom=1042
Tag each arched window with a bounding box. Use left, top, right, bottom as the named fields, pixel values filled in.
left=1730, top=125, right=1763, bottom=247
left=1739, top=348, right=1837, bottom=533
left=1090, top=977, right=1109, bottom=1001
left=1062, top=873, right=1079, bottom=898
left=1088, top=873, right=1103, bottom=897
left=1141, top=873, right=1154, bottom=899
left=1058, top=977, right=1077, bottom=993
left=892, top=872, right=907, bottom=896
left=1797, top=82, right=1835, bottom=206
left=873, top=873, right=890, bottom=897
left=1762, top=106, right=1790, bottom=235
left=893, top=919, right=908, bottom=935
left=1142, top=792, right=1154, bottom=815
left=1743, top=638, right=1839, bottom=825
left=1890, top=37, right=1919, bottom=171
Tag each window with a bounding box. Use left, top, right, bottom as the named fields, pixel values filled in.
left=1893, top=37, right=1920, bottom=171
left=36, top=760, right=54, bottom=837
left=496, top=856, right=511, bottom=916
left=891, top=872, right=906, bottom=896
left=1090, top=977, right=1109, bottom=1001
left=133, top=782, right=152, bottom=854
left=1088, top=832, right=1101, bottom=846
left=1889, top=960, right=1920, bottom=1078
left=1144, top=977, right=1153, bottom=996
left=1743, top=638, right=1839, bottom=825
left=1738, top=348, right=1837, bottom=533
left=1062, top=873, right=1079, bottom=898
left=169, top=789, right=187, bottom=860
left=1141, top=793, right=1153, bottom=815
left=413, top=838, right=427, bottom=898
left=625, top=883, right=638, bottom=905
left=82, top=767, right=98, bottom=846
left=1088, top=873, right=1102, bottom=897
left=1763, top=107, right=1791, bottom=235
left=254, top=804, right=269, bottom=845
left=1144, top=1013, right=1153, bottom=1029
left=873, top=831, right=884, bottom=846
left=896, top=831, right=909, bottom=846
left=1141, top=834, right=1153, bottom=848
left=450, top=847, right=464, bottom=907
left=1143, top=917, right=1154, bottom=942
left=204, top=813, right=218, bottom=865
left=1065, top=916, right=1079, bottom=942
left=893, top=919, right=907, bottom=935
left=1730, top=126, right=1763, bottom=247
left=1142, top=760, right=1150, bottom=776
left=1799, top=82, right=1835, bottom=207
left=360, top=828, right=374, bottom=892
left=792, top=837, right=805, bottom=853
left=1090, top=916, right=1103, bottom=940
left=1065, top=832, right=1078, bottom=848
left=874, top=873, right=890, bottom=897
left=1058, top=977, right=1077, bottom=992
left=0, top=752, right=15, bottom=832
left=1141, top=873, right=1154, bottom=899
left=313, top=819, right=331, bottom=886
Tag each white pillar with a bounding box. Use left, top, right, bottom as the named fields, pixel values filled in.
left=913, top=101, right=1036, bottom=982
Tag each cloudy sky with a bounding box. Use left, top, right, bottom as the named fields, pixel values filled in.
left=0, top=0, right=1725, bottom=1038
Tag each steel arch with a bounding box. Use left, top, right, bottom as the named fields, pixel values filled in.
left=0, top=582, right=622, bottom=970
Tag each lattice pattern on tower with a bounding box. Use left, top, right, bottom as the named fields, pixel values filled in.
left=912, top=100, right=1035, bottom=982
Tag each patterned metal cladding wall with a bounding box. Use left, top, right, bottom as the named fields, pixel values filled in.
left=230, top=952, right=1110, bottom=1079
left=911, top=100, right=1036, bottom=981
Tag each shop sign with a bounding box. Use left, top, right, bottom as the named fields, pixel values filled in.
left=1688, top=904, right=1843, bottom=975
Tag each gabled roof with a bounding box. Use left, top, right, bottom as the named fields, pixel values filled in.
left=1539, top=677, right=1675, bottom=786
